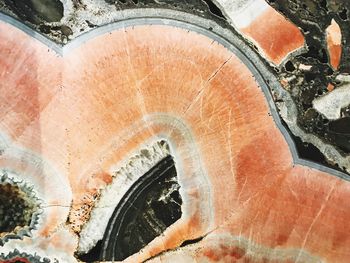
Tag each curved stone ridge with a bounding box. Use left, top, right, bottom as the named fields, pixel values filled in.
left=101, top=155, right=182, bottom=261
left=0, top=172, right=41, bottom=246
left=0, top=6, right=350, bottom=263
left=0, top=0, right=226, bottom=44
left=76, top=140, right=172, bottom=254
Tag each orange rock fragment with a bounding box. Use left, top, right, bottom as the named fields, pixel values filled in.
left=327, top=83, right=335, bottom=92
left=241, top=5, right=305, bottom=64
left=326, top=19, right=342, bottom=70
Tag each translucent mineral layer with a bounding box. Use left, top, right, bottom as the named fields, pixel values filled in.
left=0, top=4, right=349, bottom=263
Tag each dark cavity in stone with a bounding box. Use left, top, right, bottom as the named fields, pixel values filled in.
left=79, top=155, right=182, bottom=262
left=3, top=0, right=63, bottom=24
left=280, top=119, right=346, bottom=173
left=180, top=236, right=204, bottom=247
left=328, top=117, right=350, bottom=153
left=202, top=0, right=225, bottom=19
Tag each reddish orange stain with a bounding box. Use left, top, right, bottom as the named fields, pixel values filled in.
left=326, top=19, right=342, bottom=69
left=327, top=83, right=335, bottom=92
left=242, top=8, right=305, bottom=64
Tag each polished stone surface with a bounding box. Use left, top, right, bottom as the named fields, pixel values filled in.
left=0, top=1, right=350, bottom=263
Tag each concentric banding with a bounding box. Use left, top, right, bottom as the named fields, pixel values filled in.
left=0, top=6, right=350, bottom=263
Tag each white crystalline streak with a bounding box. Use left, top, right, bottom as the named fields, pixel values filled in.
left=216, top=0, right=268, bottom=28
left=78, top=140, right=170, bottom=254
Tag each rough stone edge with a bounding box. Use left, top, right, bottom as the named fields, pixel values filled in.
left=0, top=170, right=42, bottom=246
left=0, top=0, right=228, bottom=44
left=78, top=139, right=170, bottom=254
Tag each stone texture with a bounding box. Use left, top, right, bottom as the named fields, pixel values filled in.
left=0, top=172, right=41, bottom=246
left=1, top=12, right=350, bottom=262
left=0, top=1, right=350, bottom=263
left=313, top=75, right=350, bottom=120
left=0, top=0, right=348, bottom=172
left=264, top=0, right=350, bottom=172
left=326, top=19, right=342, bottom=70
left=217, top=0, right=305, bottom=64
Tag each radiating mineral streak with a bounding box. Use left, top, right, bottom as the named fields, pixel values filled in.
left=0, top=2, right=350, bottom=263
